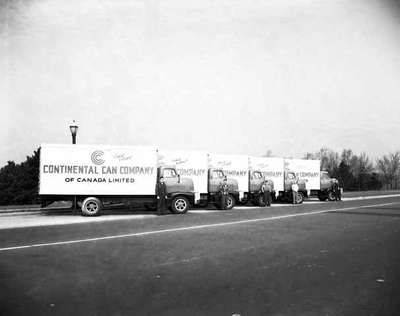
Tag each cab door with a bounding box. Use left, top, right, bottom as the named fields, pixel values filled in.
left=250, top=171, right=263, bottom=193
left=284, top=171, right=296, bottom=191
left=208, top=169, right=224, bottom=193
left=320, top=172, right=331, bottom=190
left=161, top=168, right=180, bottom=193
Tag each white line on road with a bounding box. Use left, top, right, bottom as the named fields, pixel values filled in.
left=342, top=194, right=400, bottom=201
left=0, top=201, right=398, bottom=252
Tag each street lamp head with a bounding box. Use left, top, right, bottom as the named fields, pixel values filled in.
left=69, top=120, right=78, bottom=136
left=69, top=120, right=78, bottom=144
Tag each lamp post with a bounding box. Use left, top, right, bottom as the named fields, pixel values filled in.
left=69, top=120, right=78, bottom=144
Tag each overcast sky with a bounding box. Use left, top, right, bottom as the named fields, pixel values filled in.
left=1, top=0, right=400, bottom=166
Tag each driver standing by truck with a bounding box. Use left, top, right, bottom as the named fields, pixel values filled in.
left=219, top=176, right=229, bottom=210
left=292, top=180, right=299, bottom=204
left=333, top=181, right=341, bottom=201
left=156, top=176, right=168, bottom=215
left=261, top=178, right=272, bottom=207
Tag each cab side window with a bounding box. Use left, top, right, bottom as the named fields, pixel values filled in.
left=212, top=170, right=224, bottom=179
left=163, top=169, right=177, bottom=178
left=321, top=173, right=329, bottom=180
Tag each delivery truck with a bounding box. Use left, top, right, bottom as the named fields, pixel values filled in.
left=39, top=144, right=195, bottom=216
left=284, top=158, right=340, bottom=201
left=208, top=153, right=247, bottom=204
left=248, top=156, right=280, bottom=205
left=157, top=150, right=239, bottom=209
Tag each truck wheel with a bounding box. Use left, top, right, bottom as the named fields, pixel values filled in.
left=226, top=194, right=236, bottom=210
left=257, top=195, right=265, bottom=207
left=318, top=192, right=327, bottom=201
left=296, top=192, right=304, bottom=204
left=327, top=191, right=335, bottom=201
left=81, top=197, right=102, bottom=216
left=171, top=196, right=190, bottom=214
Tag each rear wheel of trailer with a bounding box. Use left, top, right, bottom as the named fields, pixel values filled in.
left=81, top=197, right=102, bottom=216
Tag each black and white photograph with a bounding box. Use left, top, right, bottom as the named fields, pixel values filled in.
left=1, top=0, right=400, bottom=315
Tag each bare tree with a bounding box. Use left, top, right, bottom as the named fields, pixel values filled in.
left=377, top=152, right=400, bottom=189
left=351, top=152, right=373, bottom=190
left=389, top=152, right=400, bottom=189
left=377, top=156, right=391, bottom=189
left=341, top=149, right=353, bottom=165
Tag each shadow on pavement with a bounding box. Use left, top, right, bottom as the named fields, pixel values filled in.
left=41, top=208, right=155, bottom=216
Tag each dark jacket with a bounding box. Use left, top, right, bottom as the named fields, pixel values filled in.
left=156, top=182, right=167, bottom=198
left=219, top=182, right=229, bottom=195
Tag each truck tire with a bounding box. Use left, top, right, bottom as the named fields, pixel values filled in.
left=81, top=197, right=102, bottom=216
left=226, top=194, right=236, bottom=210
left=257, top=195, right=265, bottom=207
left=171, top=196, right=190, bottom=214
left=296, top=192, right=304, bottom=204
left=318, top=192, right=327, bottom=201
left=327, top=191, right=335, bottom=201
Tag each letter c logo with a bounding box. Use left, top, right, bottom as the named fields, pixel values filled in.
left=91, top=150, right=105, bottom=165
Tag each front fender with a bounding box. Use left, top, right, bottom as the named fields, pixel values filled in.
left=167, top=192, right=195, bottom=205
left=227, top=179, right=239, bottom=193
left=166, top=177, right=194, bottom=194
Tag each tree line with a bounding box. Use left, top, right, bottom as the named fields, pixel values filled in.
left=0, top=147, right=399, bottom=205
left=0, top=149, right=40, bottom=205
left=304, top=148, right=400, bottom=191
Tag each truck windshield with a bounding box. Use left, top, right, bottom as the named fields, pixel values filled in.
left=287, top=172, right=295, bottom=180
left=321, top=173, right=329, bottom=180
left=212, top=170, right=225, bottom=178
left=163, top=168, right=177, bottom=178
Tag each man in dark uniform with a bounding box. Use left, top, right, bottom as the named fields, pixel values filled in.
left=156, top=176, right=168, bottom=215
left=333, top=182, right=341, bottom=201
left=292, top=180, right=299, bottom=204
left=259, top=181, right=267, bottom=207
left=263, top=178, right=272, bottom=207
left=219, top=176, right=229, bottom=210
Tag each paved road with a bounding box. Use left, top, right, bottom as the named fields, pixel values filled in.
left=1, top=197, right=400, bottom=315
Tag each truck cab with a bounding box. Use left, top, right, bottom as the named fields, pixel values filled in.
left=249, top=170, right=264, bottom=193
left=318, top=171, right=339, bottom=201
left=157, top=166, right=195, bottom=213
left=282, top=171, right=306, bottom=203
left=207, top=168, right=239, bottom=209
left=246, top=170, right=275, bottom=206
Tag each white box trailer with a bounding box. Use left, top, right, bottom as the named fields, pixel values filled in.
left=39, top=144, right=195, bottom=215
left=40, top=144, right=158, bottom=196
left=208, top=153, right=248, bottom=202
left=284, top=158, right=321, bottom=197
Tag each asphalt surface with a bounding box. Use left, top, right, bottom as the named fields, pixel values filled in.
left=1, top=197, right=400, bottom=315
